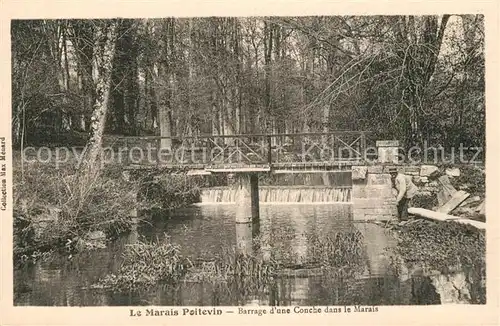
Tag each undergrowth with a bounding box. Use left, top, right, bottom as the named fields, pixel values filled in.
left=139, top=171, right=204, bottom=210
left=411, top=193, right=438, bottom=210
left=448, top=165, right=485, bottom=196
left=13, top=161, right=146, bottom=263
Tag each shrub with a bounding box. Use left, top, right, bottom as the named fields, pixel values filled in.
left=140, top=171, right=204, bottom=210
left=411, top=193, right=438, bottom=210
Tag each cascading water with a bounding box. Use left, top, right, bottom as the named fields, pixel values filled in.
left=199, top=186, right=352, bottom=204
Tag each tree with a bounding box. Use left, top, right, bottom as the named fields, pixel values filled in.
left=78, top=20, right=118, bottom=175
left=11, top=16, right=485, bottom=153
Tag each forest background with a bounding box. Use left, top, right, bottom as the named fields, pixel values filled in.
left=11, top=16, right=484, bottom=155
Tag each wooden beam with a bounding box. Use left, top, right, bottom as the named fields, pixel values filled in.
left=273, top=169, right=350, bottom=174
left=437, top=190, right=470, bottom=214
left=206, top=167, right=271, bottom=173
left=408, top=207, right=485, bottom=230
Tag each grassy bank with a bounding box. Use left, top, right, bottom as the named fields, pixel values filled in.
left=13, top=161, right=143, bottom=263
left=13, top=159, right=213, bottom=265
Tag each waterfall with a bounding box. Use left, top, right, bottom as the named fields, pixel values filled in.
left=199, top=186, right=351, bottom=204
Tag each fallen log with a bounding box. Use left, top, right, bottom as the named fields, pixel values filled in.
left=408, top=207, right=485, bottom=230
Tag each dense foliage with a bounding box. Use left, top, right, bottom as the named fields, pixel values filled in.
left=12, top=16, right=484, bottom=150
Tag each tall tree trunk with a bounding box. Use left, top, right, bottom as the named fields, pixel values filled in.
left=155, top=19, right=174, bottom=150
left=156, top=63, right=173, bottom=150
left=69, top=20, right=95, bottom=132
left=263, top=21, right=273, bottom=134
left=78, top=21, right=118, bottom=175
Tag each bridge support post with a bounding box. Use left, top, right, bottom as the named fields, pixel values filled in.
left=234, top=173, right=260, bottom=223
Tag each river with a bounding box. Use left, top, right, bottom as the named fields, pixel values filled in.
left=14, top=203, right=442, bottom=306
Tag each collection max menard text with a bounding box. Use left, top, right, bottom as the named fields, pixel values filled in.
left=129, top=305, right=379, bottom=317
left=0, top=137, right=7, bottom=212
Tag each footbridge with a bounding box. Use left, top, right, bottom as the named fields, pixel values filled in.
left=115, top=131, right=371, bottom=173
left=114, top=132, right=401, bottom=224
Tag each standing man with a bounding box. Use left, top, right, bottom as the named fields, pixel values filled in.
left=389, top=168, right=418, bottom=221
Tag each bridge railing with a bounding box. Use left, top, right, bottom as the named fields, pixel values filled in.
left=111, top=131, right=370, bottom=168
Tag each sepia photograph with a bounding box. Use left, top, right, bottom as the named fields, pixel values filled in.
left=9, top=14, right=487, bottom=310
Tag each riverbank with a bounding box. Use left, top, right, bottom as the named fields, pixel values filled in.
left=12, top=156, right=212, bottom=266
left=382, top=218, right=486, bottom=304
left=13, top=160, right=139, bottom=264
left=382, top=164, right=486, bottom=304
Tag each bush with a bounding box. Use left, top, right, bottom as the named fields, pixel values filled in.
left=411, top=193, right=438, bottom=210
left=449, top=165, right=485, bottom=196
left=140, top=171, right=204, bottom=210
left=13, top=160, right=144, bottom=260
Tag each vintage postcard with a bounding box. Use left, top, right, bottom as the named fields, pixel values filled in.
left=1, top=0, right=498, bottom=325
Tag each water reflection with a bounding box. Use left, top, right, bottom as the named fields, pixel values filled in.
left=354, top=223, right=397, bottom=277
left=290, top=208, right=308, bottom=265
left=14, top=204, right=445, bottom=306
left=235, top=223, right=254, bottom=256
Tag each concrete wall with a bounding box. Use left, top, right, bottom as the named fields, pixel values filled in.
left=352, top=169, right=396, bottom=221
left=351, top=164, right=442, bottom=221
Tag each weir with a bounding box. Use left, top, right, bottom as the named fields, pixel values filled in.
left=202, top=157, right=398, bottom=223
left=128, top=136, right=402, bottom=224
left=200, top=186, right=352, bottom=204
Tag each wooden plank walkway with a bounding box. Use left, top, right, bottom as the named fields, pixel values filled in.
left=123, top=160, right=364, bottom=172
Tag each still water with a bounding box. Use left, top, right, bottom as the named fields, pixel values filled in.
left=14, top=204, right=441, bottom=306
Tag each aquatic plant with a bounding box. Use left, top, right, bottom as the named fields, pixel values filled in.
left=93, top=227, right=366, bottom=297
left=248, top=227, right=366, bottom=277
left=96, top=237, right=188, bottom=291
left=184, top=250, right=279, bottom=303
left=311, top=231, right=364, bottom=268
left=185, top=244, right=278, bottom=284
